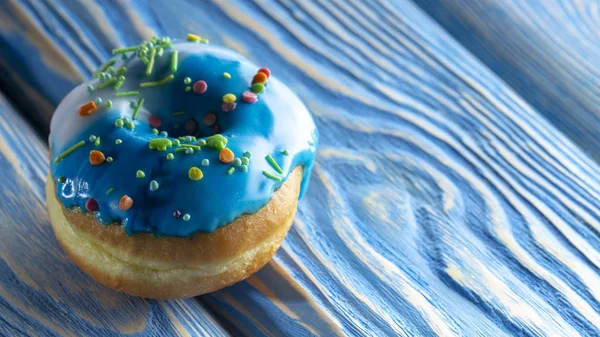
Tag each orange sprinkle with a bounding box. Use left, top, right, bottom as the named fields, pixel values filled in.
left=219, top=148, right=234, bottom=164
left=252, top=72, right=268, bottom=84
left=79, top=101, right=97, bottom=116
left=202, top=113, right=216, bottom=126
left=89, top=150, right=105, bottom=165
left=119, top=195, right=133, bottom=210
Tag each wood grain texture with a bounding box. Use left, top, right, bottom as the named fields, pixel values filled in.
left=0, top=93, right=230, bottom=337
left=1, top=0, right=600, bottom=336
left=416, top=0, right=600, bottom=161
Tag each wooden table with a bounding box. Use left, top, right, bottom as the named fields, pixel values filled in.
left=1, top=1, right=599, bottom=336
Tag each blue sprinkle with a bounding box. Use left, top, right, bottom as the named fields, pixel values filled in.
left=149, top=180, right=159, bottom=191
left=244, top=151, right=252, bottom=158
left=202, top=159, right=210, bottom=166
left=233, top=158, right=242, bottom=167
left=86, top=85, right=95, bottom=92
left=160, top=131, right=168, bottom=137
left=89, top=135, right=97, bottom=142
left=240, top=165, right=248, bottom=172
left=185, top=148, right=194, bottom=154
left=130, top=101, right=137, bottom=108
left=183, top=214, right=191, bottom=221
left=94, top=97, right=102, bottom=104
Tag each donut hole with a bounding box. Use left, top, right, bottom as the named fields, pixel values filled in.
left=157, top=112, right=225, bottom=138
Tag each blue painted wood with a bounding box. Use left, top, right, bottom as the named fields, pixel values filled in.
left=1, top=0, right=600, bottom=336
left=415, top=0, right=600, bottom=160
left=0, top=93, right=231, bottom=336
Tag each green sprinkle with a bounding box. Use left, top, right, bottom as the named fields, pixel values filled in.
left=173, top=139, right=180, bottom=146
left=125, top=121, right=135, bottom=130
left=223, top=72, right=231, bottom=79
left=180, top=144, right=201, bottom=150
left=116, top=66, right=127, bottom=75
left=185, top=86, right=192, bottom=92
left=241, top=157, right=249, bottom=165
left=227, top=167, right=235, bottom=175
left=263, top=171, right=281, bottom=181
left=53, top=140, right=86, bottom=163
left=115, top=139, right=122, bottom=145
left=183, top=214, right=191, bottom=221
left=115, top=119, right=124, bottom=128
left=171, top=50, right=178, bottom=72
left=149, top=180, right=159, bottom=191
left=265, top=154, right=283, bottom=174
left=112, top=46, right=138, bottom=55
left=166, top=153, right=174, bottom=160
left=94, top=137, right=101, bottom=146
left=149, top=138, right=173, bottom=151
left=132, top=98, right=144, bottom=120
left=140, top=74, right=174, bottom=88
left=94, top=58, right=116, bottom=77
left=240, top=165, right=248, bottom=172
left=89, top=135, right=97, bottom=142
left=106, top=100, right=113, bottom=108
left=97, top=77, right=118, bottom=90
left=171, top=111, right=186, bottom=116
left=198, top=139, right=207, bottom=146
left=106, top=156, right=113, bottom=163
left=175, top=147, right=188, bottom=153
left=282, top=150, right=289, bottom=155
left=156, top=47, right=164, bottom=57
left=251, top=82, right=265, bottom=94
left=200, top=38, right=209, bottom=44
left=57, top=176, right=66, bottom=183
left=114, top=76, right=126, bottom=90
left=146, top=48, right=156, bottom=76
left=107, top=66, right=115, bottom=74
left=202, top=159, right=209, bottom=166
left=106, top=187, right=115, bottom=195
left=152, top=128, right=159, bottom=135
left=136, top=170, right=145, bottom=178
left=206, top=134, right=228, bottom=150
left=244, top=151, right=252, bottom=158
left=116, top=91, right=139, bottom=97
left=184, top=77, right=191, bottom=84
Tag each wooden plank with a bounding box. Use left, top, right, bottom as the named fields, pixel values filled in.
left=2, top=0, right=600, bottom=335
left=0, top=93, right=230, bottom=337
left=416, top=0, right=600, bottom=160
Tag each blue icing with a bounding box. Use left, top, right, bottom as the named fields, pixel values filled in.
left=49, top=42, right=318, bottom=237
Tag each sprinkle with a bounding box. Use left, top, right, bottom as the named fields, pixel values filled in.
left=241, top=157, right=249, bottom=165
left=198, top=139, right=207, bottom=146
left=172, top=110, right=186, bottom=116
left=258, top=68, right=271, bottom=78
left=187, top=33, right=202, bottom=42
left=112, top=46, right=138, bottom=55
left=136, top=170, right=145, bottom=178
left=181, top=144, right=202, bottom=150
left=106, top=156, right=113, bottom=163
left=183, top=214, right=191, bottom=221
left=149, top=115, right=162, bottom=128
left=244, top=151, right=252, bottom=158
left=206, top=134, right=228, bottom=150
left=119, top=195, right=133, bottom=210
left=200, top=38, right=209, bottom=44
left=140, top=74, right=175, bottom=88
left=251, top=82, right=265, bottom=94
left=173, top=139, right=181, bottom=146
left=282, top=150, right=289, bottom=155
left=242, top=91, right=258, bottom=103
left=79, top=101, right=97, bottom=116
left=146, top=48, right=156, bottom=76
left=202, top=159, right=210, bottom=166
left=94, top=58, right=116, bottom=76
left=193, top=80, right=207, bottom=94
left=263, top=171, right=281, bottom=181
left=89, top=135, right=97, bottom=142
left=116, top=67, right=127, bottom=75
left=185, top=86, right=192, bottom=92
left=57, top=176, right=66, bottom=183
left=160, top=131, right=168, bottom=137
left=240, top=165, right=248, bottom=172
left=115, top=119, right=124, bottom=128
left=54, top=140, right=86, bottom=163
left=171, top=50, right=178, bottom=72
left=106, top=187, right=115, bottom=195
left=152, top=128, right=159, bottom=135
left=265, top=154, right=283, bottom=174
left=114, top=76, right=126, bottom=90
left=94, top=97, right=103, bottom=104
left=130, top=101, right=137, bottom=108
left=149, top=180, right=159, bottom=191
left=223, top=93, right=237, bottom=104
left=223, top=72, right=231, bottom=79
left=85, top=199, right=99, bottom=212
left=233, top=158, right=242, bottom=167
left=219, top=148, right=234, bottom=164
left=252, top=72, right=268, bottom=84
left=97, top=77, right=118, bottom=90
left=132, top=98, right=144, bottom=120
left=116, top=91, right=139, bottom=97
left=188, top=167, right=203, bottom=181
left=115, top=139, right=122, bottom=144
left=184, top=77, right=192, bottom=84
left=156, top=47, right=164, bottom=57
left=185, top=119, right=198, bottom=134
left=86, top=85, right=95, bottom=92
left=89, top=150, right=105, bottom=165
left=94, top=136, right=101, bottom=146
left=125, top=121, right=135, bottom=130
left=106, top=100, right=113, bottom=108
left=202, top=113, right=216, bottom=126
left=185, top=148, right=194, bottom=154
left=149, top=138, right=173, bottom=151
left=221, top=102, right=237, bottom=112
left=173, top=209, right=182, bottom=218
left=175, top=148, right=188, bottom=153
left=227, top=167, right=235, bottom=175
left=166, top=153, right=174, bottom=160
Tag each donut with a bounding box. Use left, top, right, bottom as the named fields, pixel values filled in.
left=46, top=35, right=318, bottom=299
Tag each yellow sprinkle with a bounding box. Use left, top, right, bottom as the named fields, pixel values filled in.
left=223, top=72, right=231, bottom=79
left=187, top=33, right=202, bottom=42
left=188, top=167, right=203, bottom=181
left=223, top=93, right=236, bottom=104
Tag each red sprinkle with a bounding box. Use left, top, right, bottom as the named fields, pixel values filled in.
left=193, top=80, right=207, bottom=94
left=242, top=91, right=258, bottom=104
left=85, top=198, right=99, bottom=212
left=202, top=113, right=217, bottom=126
left=221, top=102, right=237, bottom=112
left=148, top=115, right=162, bottom=128
left=258, top=68, right=271, bottom=78
left=185, top=119, right=198, bottom=134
